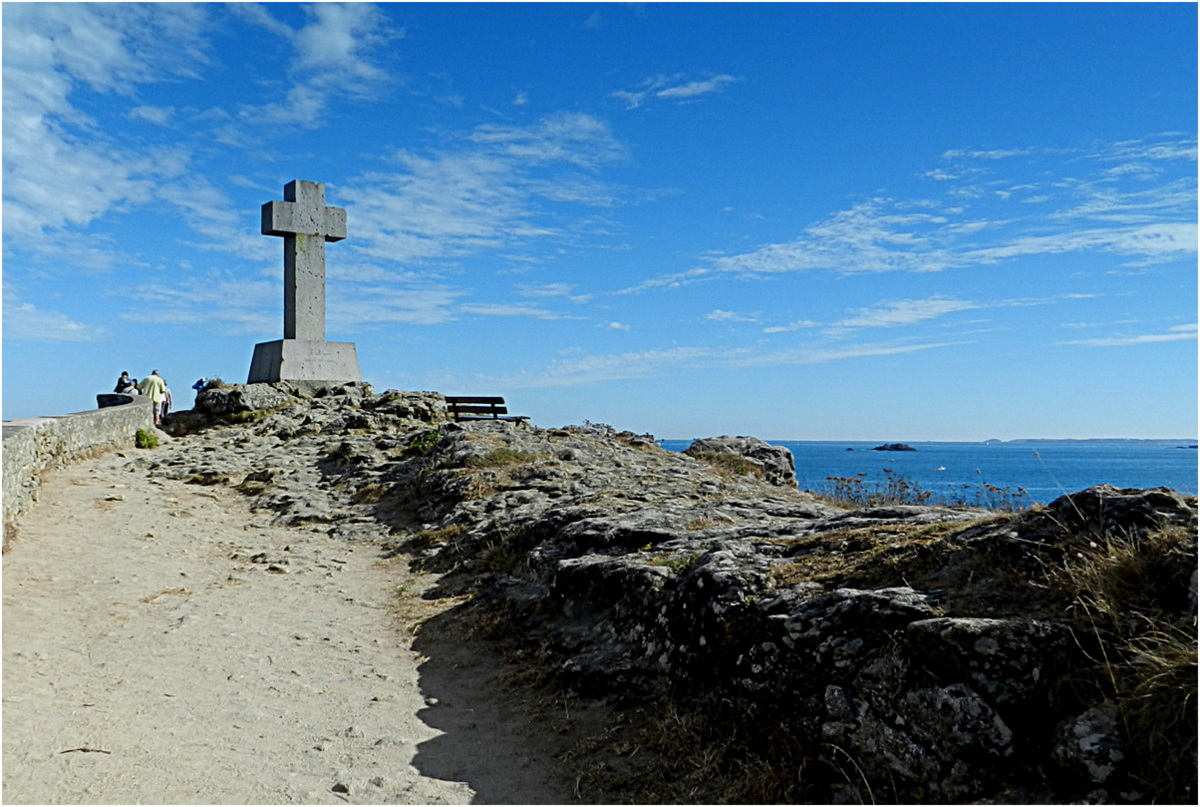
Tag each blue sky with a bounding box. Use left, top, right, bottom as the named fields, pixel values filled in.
left=2, top=2, right=1196, bottom=440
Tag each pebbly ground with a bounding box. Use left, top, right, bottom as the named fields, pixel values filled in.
left=1, top=433, right=578, bottom=805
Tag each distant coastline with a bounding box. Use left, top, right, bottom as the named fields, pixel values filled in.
left=667, top=438, right=1198, bottom=445
left=998, top=437, right=1198, bottom=444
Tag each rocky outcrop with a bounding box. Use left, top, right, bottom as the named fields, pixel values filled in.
left=146, top=384, right=1198, bottom=804
left=161, top=381, right=445, bottom=438
left=684, top=435, right=797, bottom=486
left=872, top=442, right=916, bottom=451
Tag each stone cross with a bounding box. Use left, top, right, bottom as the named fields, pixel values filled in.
left=261, top=179, right=347, bottom=341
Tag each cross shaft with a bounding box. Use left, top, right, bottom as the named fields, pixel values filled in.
left=261, top=180, right=347, bottom=341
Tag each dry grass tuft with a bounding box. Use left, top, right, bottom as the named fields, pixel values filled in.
left=569, top=697, right=812, bottom=804
left=403, top=523, right=466, bottom=551
left=769, top=520, right=976, bottom=590
left=688, top=451, right=765, bottom=480
left=1057, top=526, right=1198, bottom=801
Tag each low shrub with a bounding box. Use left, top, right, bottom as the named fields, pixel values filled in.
left=817, top=468, right=1028, bottom=511
left=407, top=429, right=442, bottom=455
left=134, top=429, right=158, bottom=449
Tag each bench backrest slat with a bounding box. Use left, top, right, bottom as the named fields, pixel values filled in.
left=445, top=396, right=505, bottom=405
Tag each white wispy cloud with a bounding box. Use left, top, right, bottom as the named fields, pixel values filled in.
left=1060, top=323, right=1198, bottom=347
left=492, top=339, right=958, bottom=389
left=117, top=275, right=278, bottom=336
left=459, top=303, right=578, bottom=320
left=612, top=73, right=738, bottom=109
left=941, top=148, right=1036, bottom=161
left=655, top=75, right=738, bottom=100
left=622, top=136, right=1196, bottom=291
left=705, top=309, right=759, bottom=323
left=331, top=285, right=463, bottom=328
left=501, top=346, right=724, bottom=387
left=762, top=319, right=821, bottom=334
left=1092, top=136, right=1199, bottom=163
left=699, top=200, right=964, bottom=278
left=343, top=113, right=630, bottom=265
left=834, top=297, right=980, bottom=328
left=964, top=223, right=1197, bottom=267
left=748, top=340, right=959, bottom=368
left=128, top=105, right=175, bottom=126
left=760, top=293, right=1075, bottom=337
left=518, top=283, right=593, bottom=303
left=2, top=296, right=102, bottom=343
left=156, top=176, right=268, bottom=258
left=292, top=3, right=394, bottom=84
left=234, top=2, right=398, bottom=128
left=2, top=4, right=202, bottom=245
left=468, top=112, right=629, bottom=169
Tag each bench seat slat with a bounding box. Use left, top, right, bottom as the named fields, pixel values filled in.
left=450, top=405, right=509, bottom=416
left=456, top=416, right=529, bottom=421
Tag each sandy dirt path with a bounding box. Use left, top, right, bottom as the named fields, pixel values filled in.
left=2, top=442, right=576, bottom=804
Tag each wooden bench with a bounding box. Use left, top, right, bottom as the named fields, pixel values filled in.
left=444, top=396, right=529, bottom=423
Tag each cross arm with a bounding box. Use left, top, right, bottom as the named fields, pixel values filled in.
left=261, top=201, right=347, bottom=241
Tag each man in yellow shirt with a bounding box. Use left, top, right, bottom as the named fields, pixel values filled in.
left=138, top=370, right=167, bottom=426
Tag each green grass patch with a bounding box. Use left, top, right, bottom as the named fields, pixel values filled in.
left=646, top=553, right=701, bottom=575
left=407, top=429, right=442, bottom=455
left=464, top=448, right=544, bottom=468
left=226, top=404, right=288, bottom=424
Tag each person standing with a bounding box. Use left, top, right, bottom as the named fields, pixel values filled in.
left=161, top=382, right=173, bottom=421
left=138, top=370, right=168, bottom=426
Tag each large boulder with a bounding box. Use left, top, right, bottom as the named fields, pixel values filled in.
left=685, top=435, right=796, bottom=487
left=195, top=384, right=296, bottom=416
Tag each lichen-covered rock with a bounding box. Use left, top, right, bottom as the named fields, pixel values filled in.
left=195, top=383, right=295, bottom=416
left=1041, top=485, right=1197, bottom=537
left=906, top=617, right=1073, bottom=706
left=361, top=389, right=447, bottom=422
left=1052, top=702, right=1125, bottom=785
left=686, top=435, right=797, bottom=487
left=825, top=667, right=1014, bottom=801
left=782, top=586, right=942, bottom=675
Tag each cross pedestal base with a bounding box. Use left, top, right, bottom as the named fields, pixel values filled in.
left=248, top=339, right=362, bottom=384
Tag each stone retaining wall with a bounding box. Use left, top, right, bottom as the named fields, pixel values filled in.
left=3, top=396, right=155, bottom=538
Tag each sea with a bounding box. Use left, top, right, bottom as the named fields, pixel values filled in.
left=659, top=439, right=1198, bottom=505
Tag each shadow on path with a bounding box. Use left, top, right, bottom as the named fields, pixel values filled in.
left=410, top=604, right=584, bottom=805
